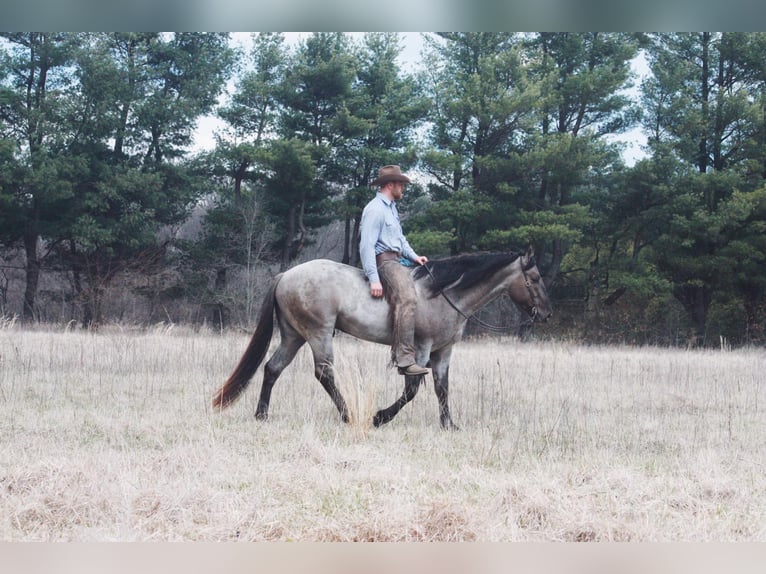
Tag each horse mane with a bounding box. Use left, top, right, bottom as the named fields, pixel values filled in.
left=413, top=251, right=530, bottom=298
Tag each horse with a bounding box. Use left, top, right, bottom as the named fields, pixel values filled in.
left=212, top=247, right=552, bottom=429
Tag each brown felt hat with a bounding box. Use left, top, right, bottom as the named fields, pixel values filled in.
left=371, top=165, right=412, bottom=187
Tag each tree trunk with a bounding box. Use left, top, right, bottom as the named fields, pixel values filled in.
left=342, top=211, right=351, bottom=264
left=742, top=285, right=765, bottom=343
left=546, top=238, right=564, bottom=287
left=81, top=259, right=104, bottom=330
left=22, top=232, right=40, bottom=322
left=291, top=200, right=307, bottom=261
left=350, top=214, right=361, bottom=267
left=342, top=212, right=363, bottom=267
left=281, top=205, right=297, bottom=271
left=698, top=32, right=710, bottom=175
left=84, top=286, right=105, bottom=331
left=69, top=241, right=83, bottom=323
left=674, top=283, right=711, bottom=346
left=233, top=160, right=248, bottom=209
left=212, top=267, right=228, bottom=331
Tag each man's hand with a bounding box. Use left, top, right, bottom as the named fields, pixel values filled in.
left=370, top=281, right=384, bottom=298
left=414, top=256, right=429, bottom=266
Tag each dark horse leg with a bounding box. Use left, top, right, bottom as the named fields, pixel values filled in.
left=430, top=345, right=459, bottom=430
left=372, top=374, right=424, bottom=427
left=255, top=324, right=305, bottom=420
left=308, top=335, right=349, bottom=423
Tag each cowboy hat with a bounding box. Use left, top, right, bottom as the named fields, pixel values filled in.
left=370, top=165, right=412, bottom=187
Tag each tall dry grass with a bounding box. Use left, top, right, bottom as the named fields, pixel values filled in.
left=1, top=323, right=765, bottom=541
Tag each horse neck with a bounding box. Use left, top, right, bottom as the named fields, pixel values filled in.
left=447, top=261, right=520, bottom=315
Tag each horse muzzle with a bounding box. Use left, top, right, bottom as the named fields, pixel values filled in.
left=529, top=306, right=552, bottom=323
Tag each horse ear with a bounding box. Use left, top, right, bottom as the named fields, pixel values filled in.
left=521, top=244, right=534, bottom=267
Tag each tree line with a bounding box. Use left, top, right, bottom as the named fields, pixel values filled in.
left=1, top=32, right=765, bottom=346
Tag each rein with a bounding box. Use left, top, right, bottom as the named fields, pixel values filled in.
left=422, top=263, right=535, bottom=333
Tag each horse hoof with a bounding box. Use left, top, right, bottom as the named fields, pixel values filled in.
left=254, top=412, right=268, bottom=421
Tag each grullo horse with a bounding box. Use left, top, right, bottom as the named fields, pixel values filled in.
left=212, top=248, right=552, bottom=429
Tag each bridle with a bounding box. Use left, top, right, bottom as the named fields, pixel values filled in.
left=521, top=263, right=540, bottom=322
left=423, top=261, right=539, bottom=333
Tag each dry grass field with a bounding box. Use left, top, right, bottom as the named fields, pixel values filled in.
left=1, top=321, right=765, bottom=541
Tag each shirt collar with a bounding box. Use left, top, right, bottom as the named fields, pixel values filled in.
left=376, top=191, right=395, bottom=207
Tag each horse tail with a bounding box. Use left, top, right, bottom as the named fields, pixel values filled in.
left=212, top=274, right=283, bottom=409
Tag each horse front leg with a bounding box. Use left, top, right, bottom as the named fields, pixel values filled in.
left=315, top=360, right=349, bottom=423
left=372, top=374, right=424, bottom=427
left=431, top=346, right=459, bottom=430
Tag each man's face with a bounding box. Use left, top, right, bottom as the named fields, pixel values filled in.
left=390, top=181, right=405, bottom=201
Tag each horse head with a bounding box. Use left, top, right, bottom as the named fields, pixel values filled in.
left=510, top=246, right=553, bottom=322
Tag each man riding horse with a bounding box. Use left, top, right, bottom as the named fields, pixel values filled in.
left=359, top=165, right=430, bottom=377
left=212, top=168, right=553, bottom=428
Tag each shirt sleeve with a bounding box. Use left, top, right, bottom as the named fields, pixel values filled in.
left=400, top=236, right=419, bottom=262
left=359, top=204, right=383, bottom=284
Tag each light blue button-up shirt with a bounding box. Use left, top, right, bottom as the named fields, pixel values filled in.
left=359, top=192, right=420, bottom=284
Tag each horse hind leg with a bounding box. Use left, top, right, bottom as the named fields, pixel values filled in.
left=308, top=336, right=349, bottom=423
left=255, top=328, right=305, bottom=420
